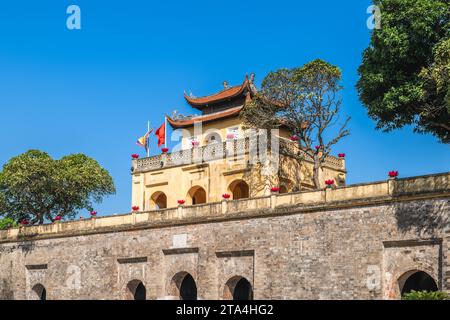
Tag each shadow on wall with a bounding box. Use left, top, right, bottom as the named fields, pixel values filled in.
left=241, top=163, right=269, bottom=198
left=393, top=200, right=450, bottom=236
left=19, top=241, right=36, bottom=255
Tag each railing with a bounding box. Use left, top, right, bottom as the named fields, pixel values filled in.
left=133, top=136, right=345, bottom=173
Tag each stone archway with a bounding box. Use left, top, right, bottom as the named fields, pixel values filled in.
left=126, top=279, right=146, bottom=300
left=398, top=270, right=438, bottom=296
left=187, top=186, right=207, bottom=205
left=31, top=284, right=46, bottom=300
left=223, top=276, right=253, bottom=300
left=228, top=180, right=250, bottom=200
left=150, top=191, right=167, bottom=209
left=204, top=132, right=222, bottom=145
left=168, top=271, right=198, bottom=300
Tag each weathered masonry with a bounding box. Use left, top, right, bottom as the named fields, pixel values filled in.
left=0, top=172, right=449, bottom=300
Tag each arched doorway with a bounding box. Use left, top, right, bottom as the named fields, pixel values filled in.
left=229, top=180, right=249, bottom=200
left=169, top=272, right=198, bottom=300
left=180, top=274, right=197, bottom=300
left=399, top=271, right=438, bottom=296
left=188, top=186, right=207, bottom=205
left=223, top=276, right=254, bottom=300
left=126, top=280, right=147, bottom=300
left=150, top=191, right=167, bottom=209
left=204, top=132, right=222, bottom=145
left=31, top=284, right=46, bottom=300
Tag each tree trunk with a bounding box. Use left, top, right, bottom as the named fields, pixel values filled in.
left=313, top=155, right=321, bottom=189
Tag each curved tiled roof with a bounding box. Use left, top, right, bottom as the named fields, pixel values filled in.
left=167, top=106, right=243, bottom=128
left=184, top=76, right=251, bottom=107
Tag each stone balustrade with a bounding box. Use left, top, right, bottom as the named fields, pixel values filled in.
left=1, top=172, right=449, bottom=242
left=133, top=136, right=345, bottom=173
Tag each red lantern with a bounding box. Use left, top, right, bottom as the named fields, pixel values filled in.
left=131, top=154, right=140, bottom=159
left=325, top=179, right=335, bottom=186
left=222, top=194, right=231, bottom=199
left=315, top=145, right=321, bottom=150
left=161, top=147, right=169, bottom=153
left=177, top=200, right=186, bottom=205
left=20, top=219, right=29, bottom=225
left=388, top=171, right=399, bottom=178
left=90, top=211, right=97, bottom=216
left=132, top=206, right=139, bottom=211
left=191, top=141, right=199, bottom=147
left=271, top=187, right=280, bottom=193
left=338, top=153, right=346, bottom=158
left=54, top=216, right=62, bottom=221
left=290, top=136, right=299, bottom=142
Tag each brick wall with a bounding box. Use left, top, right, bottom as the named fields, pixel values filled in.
left=0, top=197, right=448, bottom=300
left=1, top=173, right=449, bottom=300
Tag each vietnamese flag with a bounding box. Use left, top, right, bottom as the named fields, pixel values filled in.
left=155, top=121, right=166, bottom=148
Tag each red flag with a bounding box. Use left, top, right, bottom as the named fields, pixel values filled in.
left=155, top=122, right=166, bottom=148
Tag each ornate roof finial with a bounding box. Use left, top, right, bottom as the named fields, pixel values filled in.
left=223, top=81, right=229, bottom=89
left=249, top=73, right=255, bottom=83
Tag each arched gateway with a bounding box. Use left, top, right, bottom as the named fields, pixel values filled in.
left=169, top=272, right=198, bottom=300
left=399, top=271, right=438, bottom=296
left=126, top=280, right=146, bottom=300
left=223, top=276, right=254, bottom=300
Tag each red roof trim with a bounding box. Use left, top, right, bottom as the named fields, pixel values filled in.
left=184, top=76, right=250, bottom=107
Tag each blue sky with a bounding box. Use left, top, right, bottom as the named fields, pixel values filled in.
left=0, top=0, right=449, bottom=216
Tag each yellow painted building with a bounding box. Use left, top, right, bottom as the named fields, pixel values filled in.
left=131, top=75, right=346, bottom=210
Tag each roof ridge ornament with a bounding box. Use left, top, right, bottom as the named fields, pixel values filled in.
left=223, top=81, right=229, bottom=89
left=184, top=90, right=196, bottom=99
left=249, top=73, right=257, bottom=93
left=184, top=74, right=253, bottom=109
left=171, top=110, right=198, bottom=121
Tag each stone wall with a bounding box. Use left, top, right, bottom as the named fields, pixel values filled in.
left=0, top=173, right=449, bottom=300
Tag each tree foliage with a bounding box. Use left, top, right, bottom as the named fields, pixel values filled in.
left=357, top=0, right=450, bottom=143
left=0, top=150, right=115, bottom=225
left=402, top=290, right=449, bottom=300
left=0, top=217, right=17, bottom=230
left=240, top=59, right=350, bottom=189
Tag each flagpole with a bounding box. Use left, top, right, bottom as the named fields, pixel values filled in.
left=164, top=116, right=168, bottom=149
left=147, top=120, right=150, bottom=158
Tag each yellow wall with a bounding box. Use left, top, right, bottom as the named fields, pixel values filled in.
left=132, top=151, right=271, bottom=210
left=132, top=153, right=346, bottom=210
left=132, top=115, right=346, bottom=210
left=174, top=117, right=243, bottom=149
left=176, top=117, right=294, bottom=149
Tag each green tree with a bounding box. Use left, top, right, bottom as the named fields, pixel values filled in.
left=0, top=150, right=115, bottom=225
left=0, top=217, right=17, bottom=230
left=402, top=290, right=449, bottom=300
left=357, top=0, right=450, bottom=143
left=240, top=59, right=350, bottom=189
